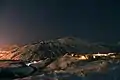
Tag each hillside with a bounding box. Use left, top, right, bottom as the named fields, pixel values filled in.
left=0, top=37, right=110, bottom=61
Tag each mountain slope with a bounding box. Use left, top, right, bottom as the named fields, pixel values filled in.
left=0, top=37, right=110, bottom=61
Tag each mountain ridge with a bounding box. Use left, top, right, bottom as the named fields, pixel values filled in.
left=0, top=37, right=118, bottom=61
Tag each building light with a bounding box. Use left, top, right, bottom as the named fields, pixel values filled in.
left=108, top=53, right=115, bottom=55
left=111, top=56, right=116, bottom=58
left=71, top=54, right=74, bottom=57
left=93, top=56, right=96, bottom=58
left=78, top=56, right=87, bottom=60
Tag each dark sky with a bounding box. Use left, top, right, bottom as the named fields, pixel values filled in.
left=0, top=0, right=119, bottom=45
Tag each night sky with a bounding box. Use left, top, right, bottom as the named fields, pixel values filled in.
left=0, top=0, right=119, bottom=45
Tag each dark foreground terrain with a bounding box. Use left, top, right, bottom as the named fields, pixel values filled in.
left=0, top=57, right=120, bottom=80
left=13, top=59, right=120, bottom=80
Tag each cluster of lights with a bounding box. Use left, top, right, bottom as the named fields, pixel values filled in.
left=26, top=60, right=43, bottom=66
left=70, top=54, right=88, bottom=60
left=0, top=51, right=10, bottom=54
left=69, top=52, right=117, bottom=60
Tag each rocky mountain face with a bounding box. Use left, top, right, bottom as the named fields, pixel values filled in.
left=0, top=37, right=111, bottom=61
